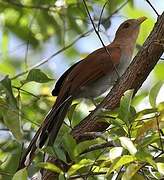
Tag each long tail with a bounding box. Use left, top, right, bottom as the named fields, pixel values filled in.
left=18, top=96, right=72, bottom=170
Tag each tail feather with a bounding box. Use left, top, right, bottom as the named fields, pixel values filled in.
left=18, top=96, right=72, bottom=170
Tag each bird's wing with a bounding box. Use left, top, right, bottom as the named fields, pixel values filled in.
left=69, top=46, right=121, bottom=93
left=57, top=46, right=121, bottom=98
left=52, top=61, right=81, bottom=96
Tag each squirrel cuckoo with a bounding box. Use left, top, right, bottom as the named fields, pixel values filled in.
left=18, top=17, right=147, bottom=170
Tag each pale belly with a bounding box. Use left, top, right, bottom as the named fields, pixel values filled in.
left=78, top=72, right=117, bottom=98
left=78, top=57, right=130, bottom=99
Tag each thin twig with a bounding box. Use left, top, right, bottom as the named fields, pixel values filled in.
left=138, top=150, right=164, bottom=172
left=82, top=0, right=120, bottom=78
left=89, top=148, right=107, bottom=177
left=149, top=144, right=163, bottom=152
left=154, top=150, right=164, bottom=159
left=98, top=1, right=108, bottom=32
left=145, top=0, right=159, bottom=17
left=116, top=165, right=124, bottom=180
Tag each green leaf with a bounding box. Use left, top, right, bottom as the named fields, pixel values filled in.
left=149, top=81, right=163, bottom=108
left=38, top=162, right=63, bottom=174
left=3, top=109, right=23, bottom=140
left=106, top=155, right=136, bottom=176
left=68, top=159, right=93, bottom=176
left=119, top=137, right=137, bottom=155
left=67, top=103, right=78, bottom=121
left=109, top=147, right=123, bottom=160
left=59, top=174, right=66, bottom=180
left=0, top=141, right=22, bottom=178
left=122, top=163, right=141, bottom=180
left=0, top=61, right=16, bottom=75
left=22, top=69, right=53, bottom=84
left=138, top=134, right=159, bottom=148
left=53, top=145, right=66, bottom=162
left=2, top=30, right=9, bottom=56
left=65, top=0, right=77, bottom=4
left=134, top=108, right=157, bottom=120
left=154, top=63, right=164, bottom=80
left=42, top=146, right=55, bottom=156
left=62, top=133, right=77, bottom=160
left=132, top=174, right=145, bottom=180
left=75, top=139, right=99, bottom=155
left=132, top=91, right=148, bottom=106
left=118, top=89, right=134, bottom=124
left=12, top=168, right=27, bottom=180
left=0, top=76, right=17, bottom=109
left=136, top=149, right=157, bottom=169
left=157, top=163, right=164, bottom=175
left=0, top=77, right=22, bottom=140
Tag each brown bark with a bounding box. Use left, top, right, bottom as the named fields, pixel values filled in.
left=71, top=12, right=164, bottom=142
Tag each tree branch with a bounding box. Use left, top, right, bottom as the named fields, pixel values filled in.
left=71, top=12, right=164, bottom=142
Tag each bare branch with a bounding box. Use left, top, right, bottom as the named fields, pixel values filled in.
left=98, top=1, right=108, bottom=32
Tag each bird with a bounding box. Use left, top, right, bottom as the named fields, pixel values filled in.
left=18, top=17, right=147, bottom=170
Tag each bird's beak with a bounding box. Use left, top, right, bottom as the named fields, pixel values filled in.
left=136, top=16, right=147, bottom=24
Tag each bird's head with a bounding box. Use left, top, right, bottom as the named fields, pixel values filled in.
left=114, top=17, right=147, bottom=44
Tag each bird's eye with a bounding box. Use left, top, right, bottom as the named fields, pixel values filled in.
left=123, top=23, right=130, bottom=28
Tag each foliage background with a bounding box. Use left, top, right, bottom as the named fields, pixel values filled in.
left=0, top=0, right=164, bottom=179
